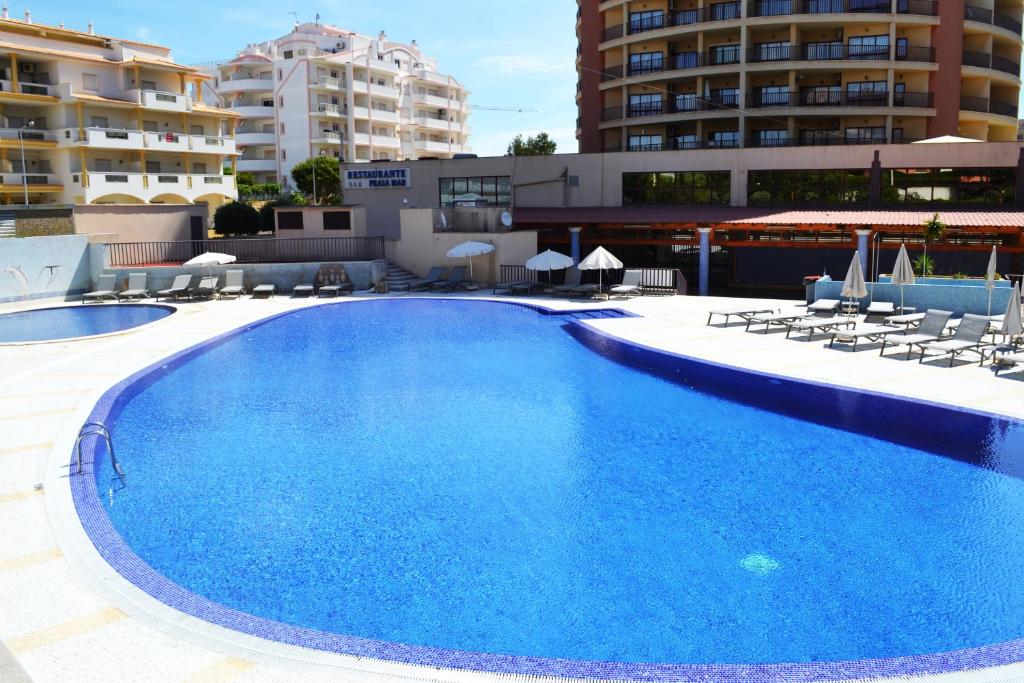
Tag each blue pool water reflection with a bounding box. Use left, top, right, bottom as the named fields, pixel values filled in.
left=0, top=304, right=172, bottom=343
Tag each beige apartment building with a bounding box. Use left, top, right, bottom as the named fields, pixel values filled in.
left=576, top=0, right=1023, bottom=152
left=202, top=22, right=471, bottom=186
left=0, top=12, right=239, bottom=208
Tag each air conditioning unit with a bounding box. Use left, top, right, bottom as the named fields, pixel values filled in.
left=21, top=63, right=34, bottom=74
left=336, top=41, right=346, bottom=49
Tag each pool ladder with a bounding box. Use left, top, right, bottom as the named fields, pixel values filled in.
left=74, top=422, right=126, bottom=486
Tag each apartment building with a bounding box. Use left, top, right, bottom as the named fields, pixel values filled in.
left=0, top=12, right=238, bottom=207
left=577, top=0, right=1024, bottom=153
left=203, top=23, right=471, bottom=186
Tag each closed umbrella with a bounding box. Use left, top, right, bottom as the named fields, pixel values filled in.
left=841, top=250, right=867, bottom=316
left=446, top=240, right=494, bottom=281
left=985, top=245, right=998, bottom=315
left=578, top=246, right=624, bottom=293
left=890, top=243, right=915, bottom=312
left=1001, top=281, right=1022, bottom=341
left=525, top=249, right=574, bottom=286
left=184, top=251, right=236, bottom=276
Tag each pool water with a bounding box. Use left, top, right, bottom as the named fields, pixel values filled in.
left=92, top=300, right=1024, bottom=667
left=0, top=304, right=172, bottom=343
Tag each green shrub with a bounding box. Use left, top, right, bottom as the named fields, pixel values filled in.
left=213, top=201, right=260, bottom=236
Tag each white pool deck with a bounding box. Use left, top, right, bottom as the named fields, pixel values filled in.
left=1, top=291, right=1023, bottom=683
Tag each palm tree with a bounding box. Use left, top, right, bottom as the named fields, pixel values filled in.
left=920, top=213, right=945, bottom=276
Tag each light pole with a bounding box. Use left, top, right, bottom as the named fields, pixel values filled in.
left=18, top=120, right=35, bottom=207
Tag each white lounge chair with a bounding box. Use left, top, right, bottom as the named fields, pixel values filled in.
left=829, top=324, right=902, bottom=351
left=865, top=301, right=895, bottom=322
left=879, top=309, right=953, bottom=359
left=219, top=270, right=246, bottom=298
left=156, top=274, right=193, bottom=301
left=785, top=315, right=856, bottom=341
left=252, top=283, right=276, bottom=298
left=745, top=309, right=812, bottom=334
left=916, top=314, right=992, bottom=366
left=551, top=268, right=582, bottom=295
left=120, top=273, right=150, bottom=301
left=884, top=312, right=926, bottom=329
left=807, top=299, right=841, bottom=316
left=82, top=273, right=119, bottom=303
left=706, top=306, right=775, bottom=326
left=993, top=348, right=1024, bottom=375
left=194, top=276, right=220, bottom=299
left=609, top=270, right=643, bottom=298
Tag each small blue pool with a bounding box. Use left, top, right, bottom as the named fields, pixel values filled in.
left=74, top=300, right=1024, bottom=681
left=0, top=304, right=173, bottom=343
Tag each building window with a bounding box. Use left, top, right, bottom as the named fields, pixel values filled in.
left=90, top=116, right=109, bottom=128
left=753, top=129, right=790, bottom=147
left=748, top=170, right=870, bottom=204
left=845, top=126, right=887, bottom=143
left=707, top=130, right=739, bottom=148
left=279, top=96, right=284, bottom=108
left=849, top=35, right=889, bottom=60
left=192, top=162, right=207, bottom=174
left=283, top=50, right=294, bottom=59
left=846, top=81, right=888, bottom=105
left=280, top=123, right=286, bottom=134
left=82, top=73, right=100, bottom=91
left=754, top=85, right=790, bottom=107
left=710, top=44, right=741, bottom=65
left=628, top=134, right=663, bottom=151
left=622, top=171, right=730, bottom=205
left=439, top=176, right=512, bottom=207
left=881, top=168, right=1015, bottom=204
left=277, top=211, right=303, bottom=229
left=803, top=40, right=842, bottom=60
left=278, top=69, right=283, bottom=79
left=675, top=134, right=699, bottom=150
left=323, top=211, right=352, bottom=230
left=281, top=149, right=287, bottom=160
left=628, top=93, right=663, bottom=117
left=629, top=10, right=665, bottom=32
left=628, top=52, right=663, bottom=76
left=754, top=41, right=790, bottom=62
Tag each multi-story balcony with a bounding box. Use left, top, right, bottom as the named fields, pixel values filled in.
left=414, top=116, right=464, bottom=131
left=312, top=130, right=343, bottom=144
left=413, top=92, right=458, bottom=109
left=962, top=51, right=1021, bottom=78
left=0, top=80, right=59, bottom=97
left=316, top=103, right=346, bottom=117
left=219, top=76, right=274, bottom=94
left=235, top=132, right=276, bottom=146
left=125, top=88, right=190, bottom=113
left=311, top=76, right=345, bottom=91
left=80, top=171, right=236, bottom=201
left=229, top=104, right=275, bottom=119
left=0, top=173, right=61, bottom=190
left=236, top=159, right=277, bottom=173
left=960, top=95, right=1019, bottom=119
left=601, top=94, right=740, bottom=122
left=372, top=135, right=402, bottom=149
left=413, top=139, right=465, bottom=154
left=964, top=5, right=1024, bottom=37
left=58, top=128, right=237, bottom=155
left=745, top=90, right=931, bottom=108
left=369, top=83, right=400, bottom=99
left=415, top=69, right=455, bottom=87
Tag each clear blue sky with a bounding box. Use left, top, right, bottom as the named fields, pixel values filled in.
left=38, top=1, right=580, bottom=157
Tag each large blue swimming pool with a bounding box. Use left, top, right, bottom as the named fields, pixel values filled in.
left=0, top=304, right=172, bottom=343
left=80, top=300, right=1024, bottom=677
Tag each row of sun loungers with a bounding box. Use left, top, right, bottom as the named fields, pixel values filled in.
left=709, top=300, right=1015, bottom=368
left=82, top=268, right=360, bottom=302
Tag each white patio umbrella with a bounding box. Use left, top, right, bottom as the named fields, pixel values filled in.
left=446, top=240, right=494, bottom=281
left=578, top=246, right=624, bottom=293
left=184, top=251, right=236, bottom=276
left=841, top=251, right=867, bottom=316
left=985, top=245, right=998, bottom=315
left=890, top=243, right=916, bottom=312
left=525, top=249, right=574, bottom=285
left=1001, top=281, right=1022, bottom=340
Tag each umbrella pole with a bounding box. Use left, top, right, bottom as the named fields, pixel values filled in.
left=988, top=289, right=993, bottom=317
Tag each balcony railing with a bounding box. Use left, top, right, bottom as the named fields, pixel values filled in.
left=965, top=4, right=1024, bottom=35
left=601, top=2, right=742, bottom=41
left=893, top=91, right=934, bottom=107
left=601, top=94, right=740, bottom=121
left=747, top=89, right=890, bottom=107
left=747, top=0, right=934, bottom=17
left=108, top=237, right=387, bottom=267
left=962, top=51, right=1021, bottom=76
left=746, top=44, right=934, bottom=63
left=960, top=95, right=1019, bottom=118
left=602, top=49, right=741, bottom=80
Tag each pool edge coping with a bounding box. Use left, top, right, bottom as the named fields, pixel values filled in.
left=47, top=296, right=1024, bottom=683
left=0, top=302, right=178, bottom=347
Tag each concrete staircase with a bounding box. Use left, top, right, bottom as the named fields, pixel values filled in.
left=384, top=261, right=421, bottom=290
left=0, top=212, right=16, bottom=238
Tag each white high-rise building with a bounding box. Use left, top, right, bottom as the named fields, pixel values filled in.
left=203, top=23, right=471, bottom=186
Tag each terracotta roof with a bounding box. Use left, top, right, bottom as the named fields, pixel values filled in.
left=120, top=55, right=200, bottom=73
left=0, top=40, right=112, bottom=64
left=513, top=206, right=1024, bottom=228
left=0, top=17, right=170, bottom=50
left=72, top=92, right=137, bottom=107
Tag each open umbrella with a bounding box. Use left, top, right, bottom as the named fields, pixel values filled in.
left=446, top=240, right=494, bottom=281
left=985, top=245, right=998, bottom=316
left=525, top=249, right=574, bottom=286
left=841, top=251, right=867, bottom=317
left=890, top=243, right=915, bottom=312
left=184, top=251, right=236, bottom=276
left=1001, top=281, right=1022, bottom=342
left=578, top=246, right=624, bottom=293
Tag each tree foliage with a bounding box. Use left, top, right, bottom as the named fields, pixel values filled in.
left=506, top=132, right=557, bottom=156
left=213, top=201, right=261, bottom=236
left=920, top=212, right=945, bottom=266
left=290, top=156, right=342, bottom=205
left=259, top=192, right=307, bottom=231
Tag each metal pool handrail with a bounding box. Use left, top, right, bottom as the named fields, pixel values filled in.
left=75, top=422, right=126, bottom=486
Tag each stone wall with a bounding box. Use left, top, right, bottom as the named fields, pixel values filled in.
left=14, top=209, right=75, bottom=238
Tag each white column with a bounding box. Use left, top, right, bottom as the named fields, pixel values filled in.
left=856, top=229, right=872, bottom=279
left=697, top=227, right=713, bottom=296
